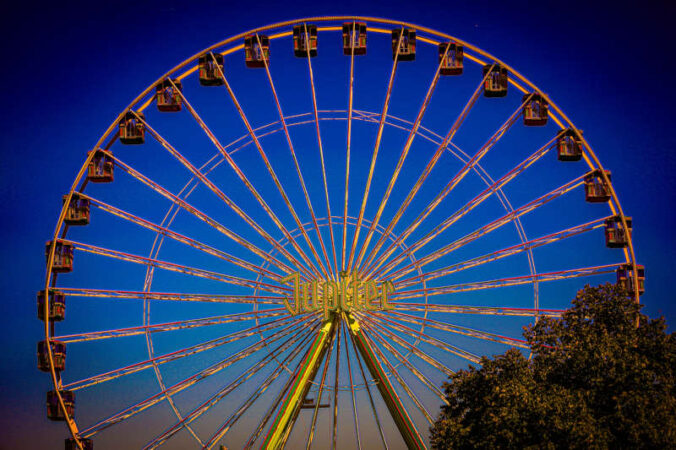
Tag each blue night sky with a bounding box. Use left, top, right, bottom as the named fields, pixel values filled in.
left=1, top=1, right=674, bottom=449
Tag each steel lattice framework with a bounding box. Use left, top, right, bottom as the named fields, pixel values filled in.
left=40, top=16, right=642, bottom=450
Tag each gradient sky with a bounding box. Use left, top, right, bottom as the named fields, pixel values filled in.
left=1, top=1, right=675, bottom=448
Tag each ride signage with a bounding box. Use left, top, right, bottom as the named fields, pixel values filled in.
left=281, top=271, right=394, bottom=318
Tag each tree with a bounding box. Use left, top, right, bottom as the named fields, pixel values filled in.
left=430, top=283, right=676, bottom=449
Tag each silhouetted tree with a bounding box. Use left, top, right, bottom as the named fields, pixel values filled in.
left=430, top=283, right=676, bottom=449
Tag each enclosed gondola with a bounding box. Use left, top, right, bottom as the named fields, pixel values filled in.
left=617, top=264, right=645, bottom=296
left=342, top=22, right=367, bottom=55
left=45, top=240, right=74, bottom=273
left=198, top=53, right=224, bottom=86
left=118, top=111, right=145, bottom=145
left=557, top=128, right=583, bottom=161
left=155, top=79, right=183, bottom=112
left=391, top=28, right=416, bottom=61
left=584, top=170, right=611, bottom=203
left=482, top=64, right=508, bottom=97
left=244, top=34, right=270, bottom=68
left=47, top=390, right=75, bottom=421
left=37, top=289, right=66, bottom=322
left=522, top=93, right=548, bottom=126
left=87, top=149, right=114, bottom=183
left=38, top=340, right=66, bottom=372
left=65, top=438, right=93, bottom=450
left=63, top=193, right=90, bottom=226
left=293, top=24, right=317, bottom=57
left=604, top=216, right=632, bottom=248
left=439, top=42, right=463, bottom=75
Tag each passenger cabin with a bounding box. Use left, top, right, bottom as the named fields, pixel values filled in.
left=584, top=170, right=611, bottom=203
left=156, top=79, right=183, bottom=112
left=293, top=24, right=317, bottom=57
left=38, top=340, right=66, bottom=372
left=616, top=264, right=645, bottom=296
left=244, top=34, right=270, bottom=68
left=343, top=22, right=367, bottom=55
left=392, top=28, right=416, bottom=61
left=118, top=111, right=145, bottom=145
left=66, top=438, right=93, bottom=450
left=439, top=42, right=463, bottom=75
left=38, top=289, right=66, bottom=322
left=87, top=149, right=114, bottom=183
left=47, top=390, right=74, bottom=421
left=198, top=53, right=224, bottom=86
left=605, top=216, right=632, bottom=248
left=63, top=193, right=90, bottom=226
left=482, top=64, right=508, bottom=97
left=522, top=93, right=549, bottom=126
left=557, top=128, right=583, bottom=161
left=46, top=240, right=74, bottom=273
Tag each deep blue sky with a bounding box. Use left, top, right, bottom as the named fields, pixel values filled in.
left=1, top=1, right=674, bottom=448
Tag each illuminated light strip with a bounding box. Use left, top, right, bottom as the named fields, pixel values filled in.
left=347, top=26, right=405, bottom=273
left=393, top=263, right=622, bottom=300
left=354, top=42, right=451, bottom=271
left=378, top=173, right=586, bottom=281
left=66, top=240, right=288, bottom=294
left=395, top=217, right=609, bottom=287
left=342, top=21, right=358, bottom=272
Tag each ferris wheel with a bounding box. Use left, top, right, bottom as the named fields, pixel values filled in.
left=40, top=16, right=644, bottom=450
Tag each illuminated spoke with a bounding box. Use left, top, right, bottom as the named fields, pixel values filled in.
left=58, top=287, right=284, bottom=305
left=347, top=28, right=405, bottom=273
left=54, top=309, right=286, bottom=343
left=365, top=96, right=539, bottom=279
left=361, top=328, right=434, bottom=426
left=145, top=318, right=320, bottom=450
left=82, top=193, right=284, bottom=282
left=256, top=38, right=334, bottom=280
left=306, top=318, right=337, bottom=450
left=394, top=263, right=622, bottom=300
left=331, top=319, right=342, bottom=450
left=341, top=315, right=362, bottom=450
left=65, top=314, right=308, bottom=392
left=381, top=311, right=529, bottom=349
left=396, top=216, right=609, bottom=287
left=301, top=26, right=339, bottom=277
left=342, top=22, right=358, bottom=272
left=379, top=171, right=586, bottom=281
left=391, top=302, right=563, bottom=317
left=79, top=315, right=311, bottom=438
left=139, top=113, right=319, bottom=279
left=110, top=152, right=303, bottom=278
left=66, top=240, right=289, bottom=294
left=354, top=43, right=451, bottom=271
left=361, top=67, right=492, bottom=271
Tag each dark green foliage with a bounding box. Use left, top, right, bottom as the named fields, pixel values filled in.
left=430, top=283, right=676, bottom=449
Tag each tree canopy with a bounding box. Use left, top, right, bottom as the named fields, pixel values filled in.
left=430, top=283, right=676, bottom=449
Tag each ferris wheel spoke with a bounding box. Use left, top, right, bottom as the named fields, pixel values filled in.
left=137, top=113, right=321, bottom=281
left=360, top=66, right=495, bottom=273
left=381, top=311, right=529, bottom=349
left=331, top=317, right=341, bottom=450
left=78, top=314, right=311, bottom=438
left=299, top=26, right=339, bottom=277
left=396, top=216, right=609, bottom=287
left=255, top=39, right=334, bottom=280
left=353, top=44, right=451, bottom=272
left=64, top=313, right=306, bottom=392
left=54, top=309, right=287, bottom=343
left=344, top=313, right=390, bottom=450
left=342, top=21, right=358, bottom=272
left=391, top=302, right=563, bottom=317
left=393, top=263, right=622, bottom=300
left=204, top=55, right=332, bottom=281
left=347, top=27, right=405, bottom=274
left=364, top=96, right=542, bottom=279
left=340, top=315, right=362, bottom=450
left=378, top=171, right=587, bottom=281
left=109, top=152, right=305, bottom=278
left=58, top=287, right=285, bottom=305
left=358, top=311, right=481, bottom=365
left=360, top=319, right=447, bottom=404
left=65, top=239, right=289, bottom=294
left=357, top=313, right=454, bottom=378
left=306, top=316, right=337, bottom=450
left=81, top=192, right=285, bottom=283
left=361, top=327, right=434, bottom=426
left=145, top=317, right=321, bottom=450
left=167, top=79, right=322, bottom=280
